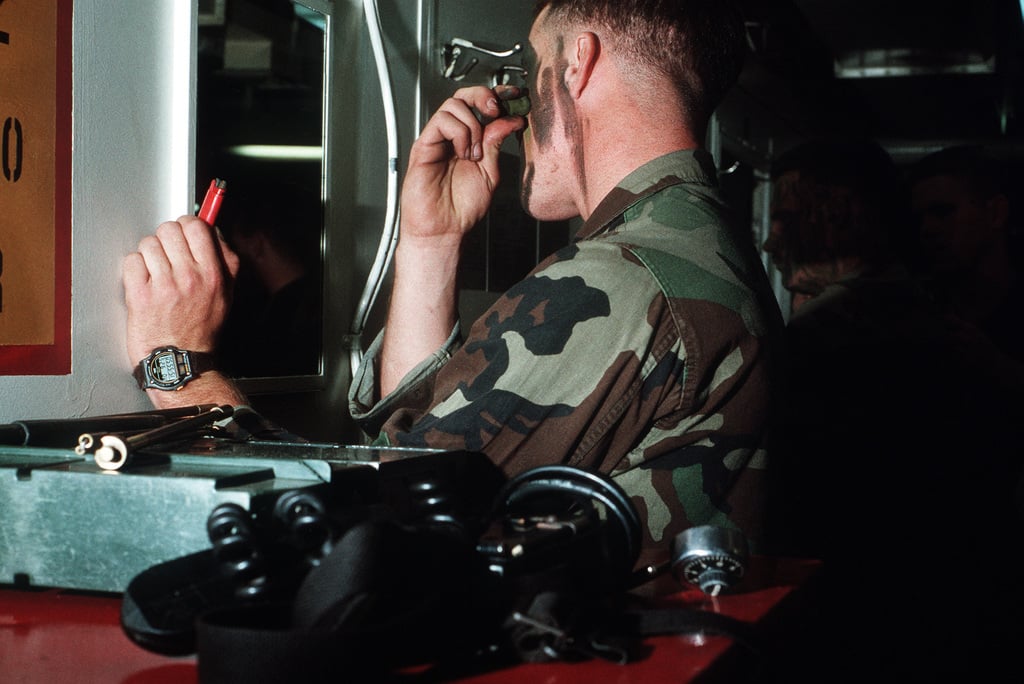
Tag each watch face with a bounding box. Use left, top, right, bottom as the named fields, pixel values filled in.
left=145, top=348, right=192, bottom=389
left=155, top=352, right=180, bottom=383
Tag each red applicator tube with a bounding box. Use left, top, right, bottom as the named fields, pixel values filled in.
left=197, top=178, right=227, bottom=225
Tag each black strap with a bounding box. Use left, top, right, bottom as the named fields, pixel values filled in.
left=194, top=518, right=485, bottom=684
left=197, top=604, right=334, bottom=683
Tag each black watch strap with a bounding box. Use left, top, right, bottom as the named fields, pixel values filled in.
left=134, top=346, right=218, bottom=391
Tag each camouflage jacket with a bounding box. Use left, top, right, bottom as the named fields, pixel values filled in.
left=350, top=149, right=784, bottom=568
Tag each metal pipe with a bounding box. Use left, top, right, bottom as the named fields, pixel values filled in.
left=349, top=0, right=401, bottom=379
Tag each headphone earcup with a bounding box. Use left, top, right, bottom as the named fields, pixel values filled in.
left=496, top=465, right=642, bottom=583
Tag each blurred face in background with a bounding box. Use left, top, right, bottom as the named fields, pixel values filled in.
left=764, top=171, right=844, bottom=303
left=910, top=173, right=1006, bottom=278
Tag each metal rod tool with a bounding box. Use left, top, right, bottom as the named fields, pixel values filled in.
left=87, top=405, right=234, bottom=471
left=1, top=405, right=219, bottom=448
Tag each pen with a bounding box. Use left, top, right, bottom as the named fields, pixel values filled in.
left=197, top=178, right=227, bottom=225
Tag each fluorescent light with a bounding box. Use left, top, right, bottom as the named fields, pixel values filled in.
left=834, top=48, right=996, bottom=79
left=226, top=144, right=323, bottom=160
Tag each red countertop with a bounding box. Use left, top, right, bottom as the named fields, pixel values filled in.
left=0, top=556, right=821, bottom=683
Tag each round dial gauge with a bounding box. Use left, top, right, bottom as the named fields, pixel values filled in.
left=671, top=526, right=749, bottom=596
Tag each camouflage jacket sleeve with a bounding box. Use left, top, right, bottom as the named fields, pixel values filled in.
left=349, top=149, right=783, bottom=568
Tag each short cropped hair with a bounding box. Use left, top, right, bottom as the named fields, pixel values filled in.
left=905, top=144, right=1008, bottom=202
left=534, top=0, right=747, bottom=125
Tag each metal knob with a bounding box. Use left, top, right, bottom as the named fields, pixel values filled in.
left=671, top=525, right=749, bottom=596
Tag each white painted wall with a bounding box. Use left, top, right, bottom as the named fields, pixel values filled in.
left=0, top=1, right=195, bottom=422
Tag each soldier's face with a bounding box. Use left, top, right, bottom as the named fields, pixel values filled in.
left=519, top=10, right=584, bottom=221
left=911, top=174, right=998, bottom=277
left=764, top=171, right=803, bottom=289
left=765, top=170, right=847, bottom=307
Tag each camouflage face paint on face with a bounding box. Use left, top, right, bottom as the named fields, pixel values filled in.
left=519, top=34, right=587, bottom=212
left=520, top=152, right=536, bottom=210
left=528, top=42, right=557, bottom=150
left=519, top=41, right=541, bottom=210
left=552, top=47, right=587, bottom=210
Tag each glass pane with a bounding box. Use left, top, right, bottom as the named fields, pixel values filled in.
left=195, top=0, right=326, bottom=379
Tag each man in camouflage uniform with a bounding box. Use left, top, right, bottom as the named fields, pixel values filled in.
left=350, top=0, right=784, bottom=570
left=122, top=0, right=784, bottom=574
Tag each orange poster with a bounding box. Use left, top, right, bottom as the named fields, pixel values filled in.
left=0, top=0, right=72, bottom=373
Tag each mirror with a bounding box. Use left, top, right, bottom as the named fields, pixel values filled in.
left=195, top=0, right=328, bottom=383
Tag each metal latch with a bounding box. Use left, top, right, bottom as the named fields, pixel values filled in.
left=443, top=37, right=523, bottom=82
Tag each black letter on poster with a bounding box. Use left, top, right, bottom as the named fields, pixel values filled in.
left=0, top=0, right=8, bottom=45
left=2, top=116, right=22, bottom=182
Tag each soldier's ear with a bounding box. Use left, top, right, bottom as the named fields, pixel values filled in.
left=564, top=31, right=599, bottom=100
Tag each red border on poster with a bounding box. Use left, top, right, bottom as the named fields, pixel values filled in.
left=0, top=0, right=72, bottom=375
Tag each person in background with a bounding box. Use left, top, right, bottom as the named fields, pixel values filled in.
left=123, top=0, right=784, bottom=586
left=907, top=144, right=1024, bottom=381
left=761, top=137, right=914, bottom=316
left=217, top=179, right=323, bottom=378
left=764, top=137, right=1024, bottom=681
left=762, top=136, right=945, bottom=567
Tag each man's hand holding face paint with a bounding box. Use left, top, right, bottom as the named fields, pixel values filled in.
left=399, top=85, right=527, bottom=247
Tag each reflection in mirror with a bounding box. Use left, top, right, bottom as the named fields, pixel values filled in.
left=195, top=0, right=327, bottom=380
